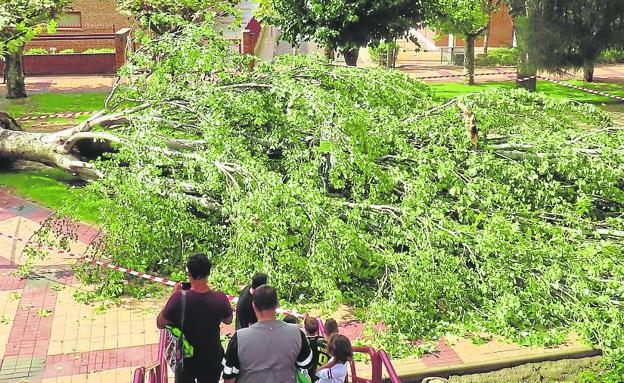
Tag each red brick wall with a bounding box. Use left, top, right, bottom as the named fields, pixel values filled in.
left=429, top=4, right=514, bottom=48
left=0, top=54, right=116, bottom=75
left=26, top=0, right=132, bottom=53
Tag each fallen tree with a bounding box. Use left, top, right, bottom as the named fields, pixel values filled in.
left=12, top=20, right=624, bottom=360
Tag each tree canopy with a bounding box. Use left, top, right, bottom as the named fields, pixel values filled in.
left=519, top=0, right=624, bottom=82
left=426, top=0, right=499, bottom=84
left=12, top=19, right=621, bottom=359
left=256, top=0, right=426, bottom=65
left=117, top=0, right=237, bottom=34
left=0, top=0, right=69, bottom=98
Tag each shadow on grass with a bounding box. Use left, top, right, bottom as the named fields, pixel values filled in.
left=0, top=161, right=102, bottom=224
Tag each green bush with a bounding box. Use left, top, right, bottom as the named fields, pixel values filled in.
left=24, top=48, right=49, bottom=55
left=476, top=47, right=518, bottom=67
left=598, top=49, right=624, bottom=64
left=59, top=49, right=76, bottom=54
left=81, top=48, right=115, bottom=54
left=368, top=40, right=399, bottom=68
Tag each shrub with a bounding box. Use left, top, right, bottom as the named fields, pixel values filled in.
left=24, top=48, right=49, bottom=55
left=476, top=47, right=518, bottom=67
left=368, top=40, right=399, bottom=68
left=59, top=49, right=76, bottom=54
left=598, top=49, right=624, bottom=64
left=82, top=48, right=115, bottom=54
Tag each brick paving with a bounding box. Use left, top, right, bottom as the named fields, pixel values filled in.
left=0, top=189, right=600, bottom=382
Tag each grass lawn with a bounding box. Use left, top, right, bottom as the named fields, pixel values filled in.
left=428, top=79, right=624, bottom=105
left=0, top=166, right=102, bottom=224
left=0, top=92, right=108, bottom=117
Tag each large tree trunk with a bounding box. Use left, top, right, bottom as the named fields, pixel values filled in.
left=323, top=44, right=335, bottom=61
left=516, top=49, right=537, bottom=92
left=583, top=62, right=595, bottom=83
left=342, top=48, right=359, bottom=66
left=0, top=127, right=101, bottom=179
left=464, top=34, right=476, bottom=85
left=483, top=23, right=490, bottom=55
left=4, top=46, right=27, bottom=99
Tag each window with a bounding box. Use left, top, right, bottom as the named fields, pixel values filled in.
left=58, top=12, right=82, bottom=29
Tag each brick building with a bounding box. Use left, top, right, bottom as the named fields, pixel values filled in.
left=26, top=0, right=132, bottom=53
left=408, top=4, right=515, bottom=52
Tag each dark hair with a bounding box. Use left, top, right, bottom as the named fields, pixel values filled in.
left=324, top=318, right=338, bottom=337
left=304, top=317, right=319, bottom=335
left=186, top=253, right=212, bottom=280
left=253, top=284, right=278, bottom=311
left=283, top=314, right=299, bottom=324
left=251, top=273, right=268, bottom=289
left=328, top=334, right=353, bottom=363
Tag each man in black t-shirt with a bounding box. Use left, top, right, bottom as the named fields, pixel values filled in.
left=235, top=272, right=267, bottom=329
left=157, top=254, right=233, bottom=383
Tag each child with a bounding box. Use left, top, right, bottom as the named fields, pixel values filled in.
left=317, top=318, right=338, bottom=367
left=304, top=316, right=322, bottom=381
left=315, top=334, right=353, bottom=383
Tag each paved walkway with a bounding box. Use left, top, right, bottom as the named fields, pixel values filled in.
left=0, top=76, right=115, bottom=95
left=0, top=189, right=599, bottom=382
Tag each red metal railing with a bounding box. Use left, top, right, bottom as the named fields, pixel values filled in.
left=378, top=349, right=401, bottom=383
left=134, top=324, right=402, bottom=383
left=133, top=330, right=168, bottom=383
left=350, top=346, right=381, bottom=383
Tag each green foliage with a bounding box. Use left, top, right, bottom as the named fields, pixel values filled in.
left=598, top=49, right=624, bottom=64
left=24, top=47, right=49, bottom=55
left=257, top=0, right=425, bottom=57
left=117, top=0, right=237, bottom=35
left=53, top=22, right=624, bottom=359
left=475, top=48, right=518, bottom=67
left=81, top=48, right=115, bottom=54
left=367, top=40, right=399, bottom=68
left=58, top=48, right=75, bottom=54
left=425, top=0, right=492, bottom=37
left=0, top=0, right=69, bottom=54
left=509, top=0, right=624, bottom=73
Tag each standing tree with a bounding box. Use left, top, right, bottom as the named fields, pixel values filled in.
left=426, top=0, right=500, bottom=85
left=0, top=0, right=69, bottom=99
left=257, top=0, right=426, bottom=66
left=520, top=0, right=624, bottom=83
left=117, top=0, right=237, bottom=35
left=505, top=0, right=538, bottom=91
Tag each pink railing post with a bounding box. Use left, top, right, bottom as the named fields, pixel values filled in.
left=378, top=350, right=401, bottom=383
left=133, top=367, right=145, bottom=383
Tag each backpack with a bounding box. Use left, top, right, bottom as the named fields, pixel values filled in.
left=164, top=291, right=192, bottom=381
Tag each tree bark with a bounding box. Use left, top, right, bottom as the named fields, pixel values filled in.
left=516, top=50, right=537, bottom=92
left=342, top=48, right=359, bottom=66
left=464, top=34, right=476, bottom=85
left=0, top=127, right=100, bottom=179
left=483, top=22, right=490, bottom=55
left=323, top=44, right=335, bottom=61
left=583, top=62, right=595, bottom=83
left=4, top=46, right=27, bottom=99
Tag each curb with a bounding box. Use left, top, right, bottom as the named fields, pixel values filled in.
left=398, top=346, right=601, bottom=382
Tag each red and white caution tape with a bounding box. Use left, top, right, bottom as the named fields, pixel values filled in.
left=16, top=111, right=95, bottom=122
left=413, top=70, right=516, bottom=80
left=0, top=231, right=302, bottom=317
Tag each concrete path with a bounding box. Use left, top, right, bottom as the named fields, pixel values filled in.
left=0, top=189, right=598, bottom=382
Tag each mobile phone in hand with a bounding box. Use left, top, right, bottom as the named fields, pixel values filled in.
left=182, top=282, right=192, bottom=290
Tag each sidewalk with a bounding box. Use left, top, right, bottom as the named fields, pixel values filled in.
left=0, top=189, right=599, bottom=382
left=0, top=75, right=115, bottom=95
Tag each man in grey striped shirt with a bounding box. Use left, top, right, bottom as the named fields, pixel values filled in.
left=222, top=285, right=313, bottom=383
